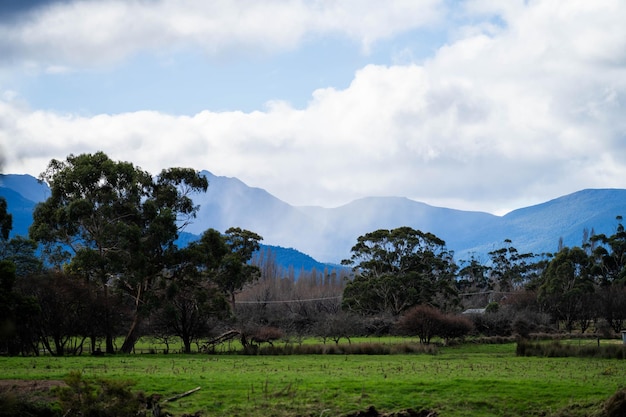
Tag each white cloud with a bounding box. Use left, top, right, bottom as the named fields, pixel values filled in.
left=0, top=0, right=443, bottom=70
left=1, top=0, right=626, bottom=215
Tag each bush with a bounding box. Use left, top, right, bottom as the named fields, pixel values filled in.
left=470, top=310, right=512, bottom=336
left=439, top=314, right=473, bottom=343
left=605, top=387, right=626, bottom=417
left=397, top=305, right=444, bottom=344
left=55, top=371, right=148, bottom=417
left=0, top=392, right=59, bottom=417
left=516, top=340, right=626, bottom=359
left=397, top=305, right=473, bottom=344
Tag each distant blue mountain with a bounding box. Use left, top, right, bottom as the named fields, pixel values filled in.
left=0, top=174, right=50, bottom=203
left=2, top=172, right=626, bottom=267
left=0, top=173, right=342, bottom=274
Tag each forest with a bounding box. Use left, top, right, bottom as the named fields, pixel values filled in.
left=1, top=151, right=626, bottom=356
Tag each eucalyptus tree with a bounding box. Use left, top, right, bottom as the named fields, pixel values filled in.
left=0, top=198, right=10, bottom=241
left=216, top=227, right=263, bottom=311
left=154, top=228, right=230, bottom=353
left=30, top=152, right=208, bottom=353
left=0, top=201, right=40, bottom=355
left=341, top=227, right=458, bottom=316
left=487, top=239, right=545, bottom=292
left=151, top=227, right=262, bottom=352
left=590, top=217, right=626, bottom=285
left=538, top=246, right=594, bottom=332
left=589, top=217, right=626, bottom=332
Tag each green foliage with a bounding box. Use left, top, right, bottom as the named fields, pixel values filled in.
left=590, top=217, right=626, bottom=285
left=56, top=371, right=146, bottom=417
left=342, top=227, right=458, bottom=315
left=487, top=239, right=545, bottom=291
left=539, top=247, right=595, bottom=332
left=0, top=197, right=12, bottom=241
left=485, top=301, right=499, bottom=313
left=0, top=258, right=41, bottom=355
left=29, top=152, right=209, bottom=354
left=0, top=392, right=59, bottom=417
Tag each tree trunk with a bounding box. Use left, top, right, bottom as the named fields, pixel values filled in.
left=105, top=333, right=115, bottom=354
left=102, top=280, right=116, bottom=354
left=120, top=284, right=143, bottom=354
left=120, top=312, right=142, bottom=353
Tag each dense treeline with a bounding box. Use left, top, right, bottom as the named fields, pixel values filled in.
left=1, top=152, right=626, bottom=355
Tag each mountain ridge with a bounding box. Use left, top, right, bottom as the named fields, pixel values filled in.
left=2, top=172, right=625, bottom=266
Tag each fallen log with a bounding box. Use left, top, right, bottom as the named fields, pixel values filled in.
left=163, top=386, right=201, bottom=403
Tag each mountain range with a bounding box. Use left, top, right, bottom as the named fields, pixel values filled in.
left=1, top=171, right=626, bottom=271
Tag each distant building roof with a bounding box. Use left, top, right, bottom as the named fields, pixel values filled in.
left=462, top=308, right=486, bottom=315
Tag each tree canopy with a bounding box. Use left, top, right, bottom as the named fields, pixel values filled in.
left=29, top=152, right=208, bottom=353
left=341, top=227, right=458, bottom=315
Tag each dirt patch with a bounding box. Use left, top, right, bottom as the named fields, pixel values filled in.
left=345, top=406, right=438, bottom=417
left=0, top=379, right=66, bottom=403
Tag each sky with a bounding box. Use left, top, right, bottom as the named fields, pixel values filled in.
left=0, top=0, right=625, bottom=215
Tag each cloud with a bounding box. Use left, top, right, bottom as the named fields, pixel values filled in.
left=1, top=0, right=626, bottom=215
left=0, top=0, right=443, bottom=70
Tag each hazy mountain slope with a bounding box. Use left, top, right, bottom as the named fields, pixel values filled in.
left=0, top=172, right=333, bottom=273
left=2, top=172, right=626, bottom=266
left=502, top=189, right=626, bottom=252
left=298, top=197, right=498, bottom=262
left=0, top=174, right=50, bottom=203
left=0, top=186, right=38, bottom=238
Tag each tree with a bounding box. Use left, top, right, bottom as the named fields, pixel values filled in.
left=457, top=254, right=491, bottom=308
left=151, top=241, right=230, bottom=353
left=341, top=227, right=458, bottom=316
left=588, top=218, right=626, bottom=332
left=0, top=198, right=11, bottom=241
left=0, top=200, right=40, bottom=355
left=396, top=305, right=442, bottom=344
left=0, top=236, right=42, bottom=278
left=152, top=279, right=228, bottom=354
left=216, top=227, right=262, bottom=311
left=30, top=152, right=208, bottom=353
left=488, top=240, right=544, bottom=292
left=538, top=247, right=594, bottom=332
left=25, top=271, right=96, bottom=356
left=590, top=217, right=626, bottom=285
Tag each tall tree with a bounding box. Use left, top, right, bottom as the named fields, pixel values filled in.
left=216, top=227, right=262, bottom=311
left=590, top=217, right=626, bottom=285
left=0, top=197, right=12, bottom=241
left=30, top=152, right=208, bottom=353
left=152, top=228, right=232, bottom=353
left=0, top=201, right=40, bottom=355
left=590, top=217, right=626, bottom=332
left=341, top=227, right=458, bottom=315
left=487, top=240, right=542, bottom=292
left=538, top=247, right=594, bottom=332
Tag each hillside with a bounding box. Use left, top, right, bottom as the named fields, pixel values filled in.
left=2, top=172, right=626, bottom=266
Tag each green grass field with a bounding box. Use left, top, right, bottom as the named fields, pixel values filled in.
left=1, top=342, right=625, bottom=416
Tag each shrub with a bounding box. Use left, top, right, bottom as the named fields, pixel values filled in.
left=470, top=310, right=513, bottom=336
left=0, top=392, right=59, bottom=417
left=55, top=371, right=148, bottom=417
left=251, top=326, right=283, bottom=346
left=605, top=387, right=626, bottom=417
left=397, top=305, right=444, bottom=344
left=516, top=340, right=626, bottom=359
left=439, top=314, right=473, bottom=343
left=398, top=305, right=473, bottom=344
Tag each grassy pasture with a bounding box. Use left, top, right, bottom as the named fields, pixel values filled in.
left=1, top=342, right=626, bottom=416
